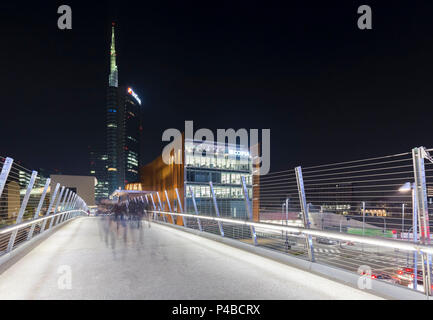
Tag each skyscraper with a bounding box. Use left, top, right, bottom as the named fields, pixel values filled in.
left=89, top=147, right=109, bottom=201
left=106, top=23, right=142, bottom=195
left=106, top=23, right=119, bottom=195
left=118, top=86, right=142, bottom=186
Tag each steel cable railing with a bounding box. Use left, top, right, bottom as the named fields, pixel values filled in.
left=146, top=208, right=429, bottom=293
left=123, top=146, right=433, bottom=297
left=0, top=156, right=89, bottom=256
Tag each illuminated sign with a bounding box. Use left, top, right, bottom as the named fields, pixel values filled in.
left=127, top=87, right=141, bottom=105
left=228, top=149, right=250, bottom=157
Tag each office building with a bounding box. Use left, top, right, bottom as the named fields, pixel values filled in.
left=106, top=23, right=142, bottom=195
left=50, top=175, right=97, bottom=207
left=126, top=136, right=258, bottom=222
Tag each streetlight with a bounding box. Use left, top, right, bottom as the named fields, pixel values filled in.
left=399, top=182, right=419, bottom=291
left=281, top=202, right=285, bottom=238
left=361, top=201, right=365, bottom=253
left=399, top=182, right=412, bottom=193
left=402, top=203, right=405, bottom=238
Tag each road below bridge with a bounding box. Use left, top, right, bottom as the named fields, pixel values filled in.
left=0, top=217, right=382, bottom=299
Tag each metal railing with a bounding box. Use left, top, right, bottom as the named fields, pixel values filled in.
left=0, top=209, right=87, bottom=254
left=145, top=207, right=432, bottom=296
left=0, top=157, right=89, bottom=256
left=121, top=146, right=433, bottom=297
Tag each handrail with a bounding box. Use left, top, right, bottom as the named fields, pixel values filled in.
left=148, top=210, right=433, bottom=255
left=0, top=210, right=87, bottom=235
left=0, top=156, right=90, bottom=255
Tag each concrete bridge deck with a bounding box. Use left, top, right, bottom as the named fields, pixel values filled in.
left=0, top=217, right=382, bottom=300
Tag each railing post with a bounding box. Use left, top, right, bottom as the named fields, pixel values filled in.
left=60, top=189, right=70, bottom=213
left=70, top=194, right=77, bottom=210
left=71, top=194, right=77, bottom=209
left=41, top=183, right=60, bottom=232
left=175, top=187, right=186, bottom=228
left=209, top=181, right=224, bottom=237
left=165, top=190, right=175, bottom=225
left=0, top=157, right=13, bottom=198
left=412, top=147, right=432, bottom=296
left=72, top=195, right=79, bottom=210
left=7, top=171, right=37, bottom=252
left=59, top=191, right=72, bottom=224
left=27, top=178, right=51, bottom=240
left=156, top=192, right=167, bottom=223
left=149, top=193, right=158, bottom=221
left=65, top=192, right=76, bottom=216
left=66, top=194, right=73, bottom=211
left=65, top=191, right=73, bottom=211
left=241, top=176, right=257, bottom=245
left=189, top=186, right=202, bottom=232
left=79, top=197, right=84, bottom=210
left=295, top=166, right=315, bottom=262
left=49, top=186, right=65, bottom=229
left=55, top=188, right=69, bottom=226
left=54, top=186, right=65, bottom=213
left=68, top=195, right=74, bottom=212
left=76, top=196, right=82, bottom=210
left=57, top=213, right=64, bottom=225
left=73, top=194, right=78, bottom=209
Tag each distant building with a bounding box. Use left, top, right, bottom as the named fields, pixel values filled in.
left=0, top=161, right=50, bottom=223
left=50, top=175, right=96, bottom=207
left=117, top=86, right=142, bottom=187
left=106, top=23, right=142, bottom=195
left=126, top=136, right=258, bottom=221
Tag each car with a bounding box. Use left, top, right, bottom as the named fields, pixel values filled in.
left=371, top=271, right=399, bottom=284
left=395, top=267, right=424, bottom=285
left=359, top=269, right=399, bottom=284
left=316, top=237, right=338, bottom=245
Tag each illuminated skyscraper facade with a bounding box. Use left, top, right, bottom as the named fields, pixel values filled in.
left=106, top=24, right=142, bottom=195
left=106, top=23, right=120, bottom=195
left=116, top=86, right=142, bottom=188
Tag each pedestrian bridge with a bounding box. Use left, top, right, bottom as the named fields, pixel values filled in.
left=2, top=146, right=433, bottom=300
left=0, top=216, right=382, bottom=300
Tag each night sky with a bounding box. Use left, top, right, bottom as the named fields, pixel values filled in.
left=2, top=1, right=433, bottom=175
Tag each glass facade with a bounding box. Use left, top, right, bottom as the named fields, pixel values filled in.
left=105, top=25, right=142, bottom=196
left=122, top=92, right=141, bottom=186
left=106, top=86, right=118, bottom=194
left=90, top=150, right=109, bottom=201
left=184, top=139, right=253, bottom=219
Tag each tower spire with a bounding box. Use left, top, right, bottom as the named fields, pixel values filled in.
left=109, top=23, right=118, bottom=87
